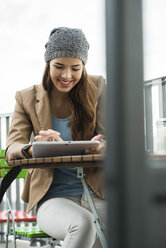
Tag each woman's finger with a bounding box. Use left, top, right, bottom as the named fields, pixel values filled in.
left=34, top=135, right=46, bottom=141
left=85, top=136, right=106, bottom=154
left=39, top=130, right=60, bottom=136
left=52, top=135, right=63, bottom=141
left=36, top=129, right=62, bottom=141
left=91, top=134, right=103, bottom=141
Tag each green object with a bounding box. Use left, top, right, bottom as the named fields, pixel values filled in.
left=16, top=169, right=27, bottom=178
left=0, top=149, right=10, bottom=167
left=0, top=149, right=5, bottom=158
left=10, top=226, right=50, bottom=238
left=0, top=169, right=10, bottom=177
left=0, top=168, right=27, bottom=178
left=0, top=158, right=10, bottom=168
left=0, top=148, right=27, bottom=178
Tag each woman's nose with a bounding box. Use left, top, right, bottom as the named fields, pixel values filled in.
left=61, top=69, right=72, bottom=79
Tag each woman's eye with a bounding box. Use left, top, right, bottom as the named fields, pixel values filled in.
left=53, top=65, right=80, bottom=71
left=72, top=68, right=80, bottom=71
left=55, top=66, right=63, bottom=69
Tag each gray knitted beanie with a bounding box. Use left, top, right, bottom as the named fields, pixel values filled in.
left=44, top=27, right=89, bottom=64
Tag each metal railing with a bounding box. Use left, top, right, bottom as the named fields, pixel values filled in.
left=0, top=113, right=33, bottom=241
left=144, top=76, right=166, bottom=154
left=0, top=113, right=13, bottom=150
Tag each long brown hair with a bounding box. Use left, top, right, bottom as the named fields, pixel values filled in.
left=42, top=62, right=97, bottom=140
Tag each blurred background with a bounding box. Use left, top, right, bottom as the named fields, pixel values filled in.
left=0, top=0, right=106, bottom=113
left=0, top=0, right=166, bottom=113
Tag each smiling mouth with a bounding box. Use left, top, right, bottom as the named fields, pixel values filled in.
left=58, top=80, right=73, bottom=87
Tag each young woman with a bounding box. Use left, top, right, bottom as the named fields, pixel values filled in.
left=6, top=27, right=106, bottom=248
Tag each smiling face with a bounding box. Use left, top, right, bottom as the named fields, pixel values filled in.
left=49, top=57, right=83, bottom=94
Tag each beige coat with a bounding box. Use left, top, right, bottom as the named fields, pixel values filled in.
left=6, top=75, right=106, bottom=213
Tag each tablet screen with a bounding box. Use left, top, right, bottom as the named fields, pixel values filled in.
left=32, top=140, right=100, bottom=158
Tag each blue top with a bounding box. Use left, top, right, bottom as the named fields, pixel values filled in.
left=43, top=115, right=84, bottom=197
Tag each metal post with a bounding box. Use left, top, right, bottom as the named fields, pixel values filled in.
left=105, top=0, right=147, bottom=247
left=77, top=168, right=109, bottom=248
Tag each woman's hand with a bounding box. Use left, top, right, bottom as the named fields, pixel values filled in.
left=34, top=129, right=63, bottom=142
left=85, top=134, right=106, bottom=154
left=26, top=129, right=63, bottom=157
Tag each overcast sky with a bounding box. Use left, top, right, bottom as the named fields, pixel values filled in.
left=0, top=0, right=166, bottom=114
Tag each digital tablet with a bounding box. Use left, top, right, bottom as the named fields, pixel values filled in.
left=32, top=140, right=100, bottom=158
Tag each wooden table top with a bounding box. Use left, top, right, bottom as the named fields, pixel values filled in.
left=7, top=154, right=105, bottom=169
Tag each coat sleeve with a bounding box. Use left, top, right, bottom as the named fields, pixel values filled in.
left=5, top=91, right=33, bottom=161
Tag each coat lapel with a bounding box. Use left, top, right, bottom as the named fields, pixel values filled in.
left=35, top=84, right=52, bottom=131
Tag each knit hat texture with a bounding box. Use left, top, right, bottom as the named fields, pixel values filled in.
left=44, top=27, right=89, bottom=64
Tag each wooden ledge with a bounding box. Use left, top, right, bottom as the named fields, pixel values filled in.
left=146, top=154, right=166, bottom=161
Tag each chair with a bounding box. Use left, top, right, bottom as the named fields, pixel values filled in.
left=0, top=149, right=59, bottom=248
